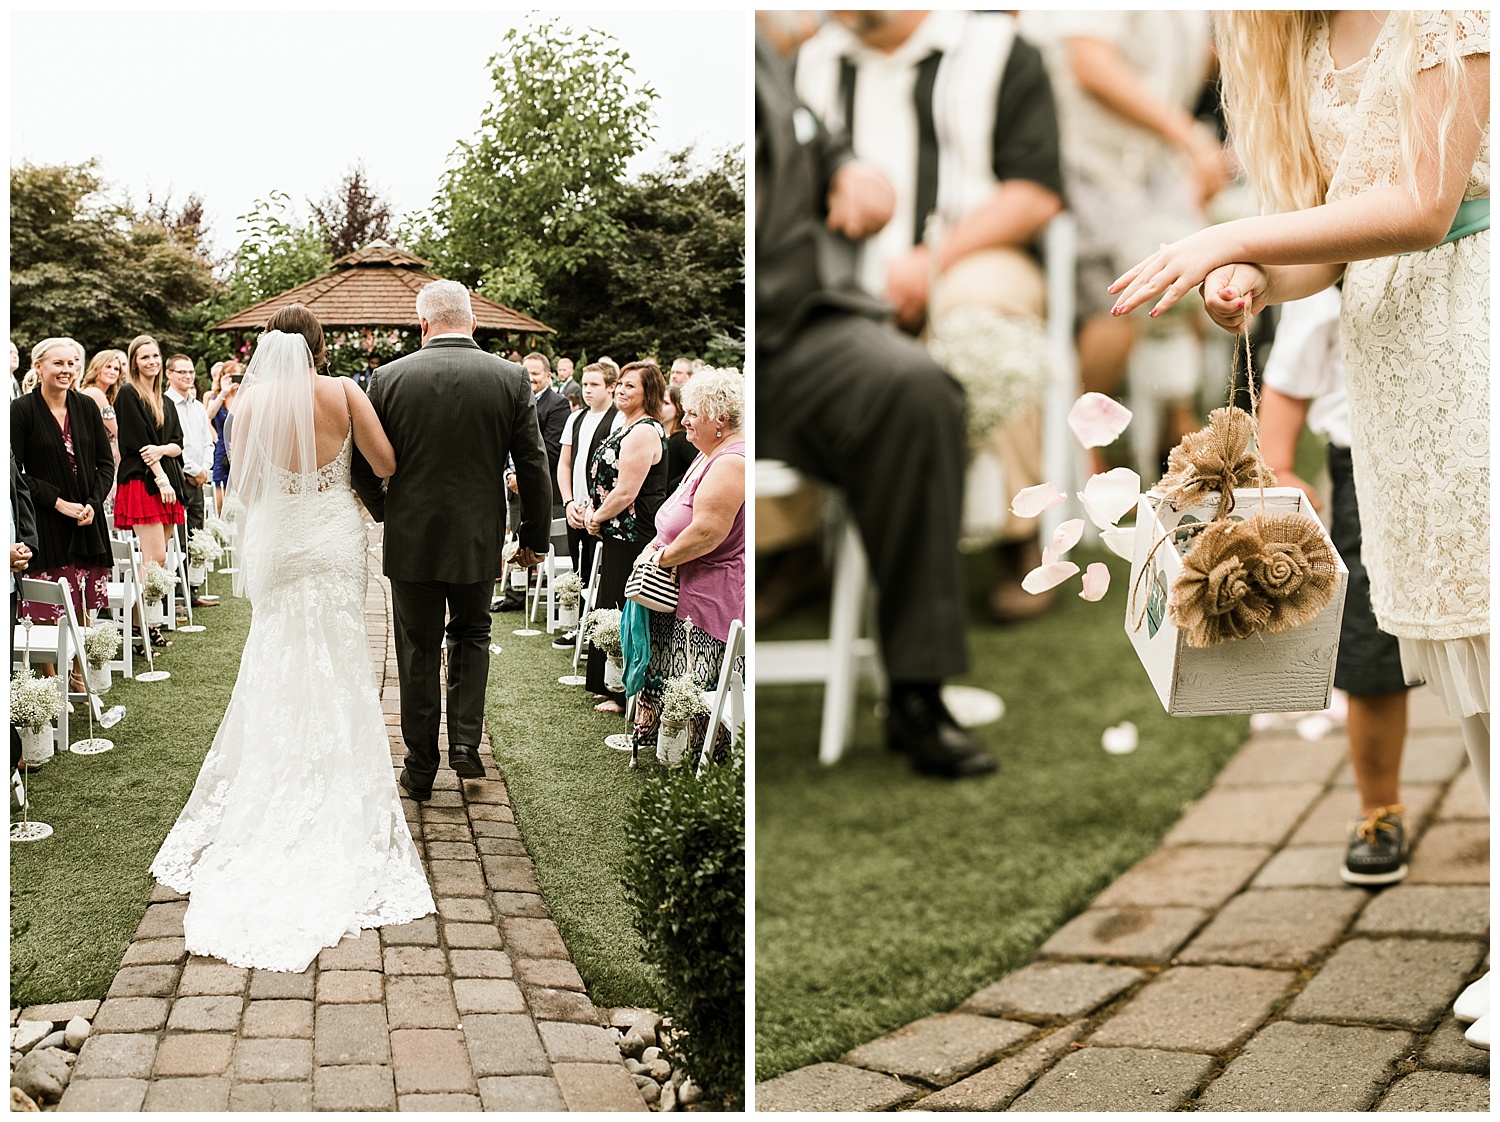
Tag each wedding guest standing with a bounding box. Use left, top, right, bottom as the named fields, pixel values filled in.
left=662, top=383, right=695, bottom=494
left=631, top=368, right=746, bottom=759
left=557, top=361, right=620, bottom=599
left=114, top=334, right=187, bottom=647
left=12, top=337, right=116, bottom=679
left=165, top=353, right=217, bottom=608
left=205, top=360, right=241, bottom=515
left=584, top=361, right=668, bottom=714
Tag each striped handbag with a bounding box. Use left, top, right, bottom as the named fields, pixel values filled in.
left=624, top=550, right=679, bottom=613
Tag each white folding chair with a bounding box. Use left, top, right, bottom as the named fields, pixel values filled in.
left=755, top=461, right=882, bottom=765
left=697, top=619, right=746, bottom=775
left=529, top=518, right=576, bottom=633
left=108, top=538, right=154, bottom=677
left=13, top=578, right=94, bottom=755
left=163, top=529, right=190, bottom=630
left=1039, top=211, right=1085, bottom=546
left=572, top=547, right=605, bottom=674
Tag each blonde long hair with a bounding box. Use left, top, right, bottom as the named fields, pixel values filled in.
left=1215, top=11, right=1474, bottom=214
left=83, top=348, right=126, bottom=404
left=126, top=334, right=165, bottom=427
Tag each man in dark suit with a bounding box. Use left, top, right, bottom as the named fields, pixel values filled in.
left=352, top=280, right=552, bottom=798
left=495, top=351, right=571, bottom=611
left=756, top=21, right=994, bottom=778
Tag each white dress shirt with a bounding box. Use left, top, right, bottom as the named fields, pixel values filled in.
left=166, top=386, right=214, bottom=479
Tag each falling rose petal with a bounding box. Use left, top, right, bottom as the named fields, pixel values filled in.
left=1041, top=546, right=1059, bottom=567
left=1068, top=393, right=1134, bottom=448
left=1080, top=562, right=1111, bottom=601
left=1099, top=525, right=1136, bottom=561
left=1010, top=481, right=1067, bottom=519
left=1079, top=467, right=1143, bottom=530
left=1021, top=561, right=1079, bottom=595
left=1049, top=518, right=1086, bottom=558
left=1102, top=721, right=1138, bottom=755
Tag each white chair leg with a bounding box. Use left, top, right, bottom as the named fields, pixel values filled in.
left=820, top=517, right=867, bottom=765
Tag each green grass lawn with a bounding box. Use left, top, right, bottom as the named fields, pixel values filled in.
left=10, top=569, right=249, bottom=1006
left=482, top=612, right=664, bottom=1010
left=754, top=546, right=1251, bottom=1081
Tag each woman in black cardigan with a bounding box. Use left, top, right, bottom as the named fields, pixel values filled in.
left=113, top=335, right=186, bottom=644
left=12, top=338, right=117, bottom=649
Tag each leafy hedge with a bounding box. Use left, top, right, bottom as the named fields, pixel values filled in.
left=623, top=752, right=745, bottom=1108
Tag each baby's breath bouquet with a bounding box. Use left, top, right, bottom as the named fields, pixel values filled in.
left=660, top=673, right=708, bottom=725
left=83, top=622, right=121, bottom=669
left=187, top=529, right=223, bottom=568
left=928, top=305, right=1050, bottom=448
left=582, top=608, right=623, bottom=659
left=141, top=561, right=174, bottom=605
left=204, top=514, right=233, bottom=548
left=554, top=572, right=584, bottom=609
left=11, top=667, right=64, bottom=731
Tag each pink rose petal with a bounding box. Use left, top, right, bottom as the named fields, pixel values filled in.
left=1080, top=562, right=1111, bottom=601
left=1010, top=481, right=1066, bottom=519
left=1079, top=467, right=1142, bottom=530
left=1021, top=560, right=1079, bottom=595
left=1067, top=392, right=1134, bottom=448
left=1049, top=518, right=1085, bottom=558
left=1041, top=546, right=1059, bottom=567
left=1099, top=525, right=1137, bottom=561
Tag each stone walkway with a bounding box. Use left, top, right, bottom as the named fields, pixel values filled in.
left=50, top=526, right=646, bottom=1112
left=757, top=687, right=1489, bottom=1111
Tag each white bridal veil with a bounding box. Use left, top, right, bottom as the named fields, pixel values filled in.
left=226, top=330, right=319, bottom=599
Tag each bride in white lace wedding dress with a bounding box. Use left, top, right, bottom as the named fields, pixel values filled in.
left=152, top=324, right=434, bottom=972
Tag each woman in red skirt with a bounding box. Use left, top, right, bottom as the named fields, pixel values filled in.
left=114, top=334, right=187, bottom=647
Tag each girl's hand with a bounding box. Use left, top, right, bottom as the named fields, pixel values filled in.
left=1109, top=227, right=1240, bottom=318
left=1201, top=263, right=1271, bottom=334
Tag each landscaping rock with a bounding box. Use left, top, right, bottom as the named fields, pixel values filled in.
left=10, top=1087, right=39, bottom=1111
left=11, top=1046, right=75, bottom=1104
left=621, top=1030, right=647, bottom=1059
left=678, top=1078, right=702, bottom=1106
left=624, top=1057, right=650, bottom=1076
left=33, top=1031, right=66, bottom=1053
left=11, top=1021, right=50, bottom=1055
left=660, top=1082, right=677, bottom=1111
left=639, top=1079, right=661, bottom=1104
left=642, top=1045, right=662, bottom=1064
left=648, top=1058, right=673, bottom=1081
left=63, top=1017, right=90, bottom=1051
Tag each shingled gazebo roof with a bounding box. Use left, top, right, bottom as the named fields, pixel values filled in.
left=210, top=241, right=554, bottom=335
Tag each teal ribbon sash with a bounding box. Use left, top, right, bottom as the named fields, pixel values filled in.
left=1441, top=197, right=1489, bottom=245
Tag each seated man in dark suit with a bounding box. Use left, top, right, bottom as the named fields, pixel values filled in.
left=756, top=19, right=994, bottom=778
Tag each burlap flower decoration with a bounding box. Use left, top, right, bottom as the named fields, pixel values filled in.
left=1156, top=407, right=1276, bottom=512
left=1170, top=520, right=1274, bottom=648
left=1251, top=512, right=1338, bottom=633
left=1170, top=513, right=1338, bottom=648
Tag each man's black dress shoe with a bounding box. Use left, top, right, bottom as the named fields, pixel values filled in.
left=886, top=688, right=997, bottom=779
left=398, top=768, right=432, bottom=801
left=449, top=745, right=485, bottom=779
left=494, top=593, right=526, bottom=613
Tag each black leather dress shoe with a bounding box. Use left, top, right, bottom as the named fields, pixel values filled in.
left=449, top=745, right=485, bottom=779
left=494, top=594, right=526, bottom=613
left=398, top=768, right=432, bottom=802
left=886, top=691, right=997, bottom=779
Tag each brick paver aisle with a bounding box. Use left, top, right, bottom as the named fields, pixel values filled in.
left=54, top=524, right=645, bottom=1112
left=758, top=688, right=1489, bottom=1112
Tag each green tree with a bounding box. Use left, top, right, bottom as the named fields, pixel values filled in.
left=184, top=192, right=334, bottom=365
left=10, top=161, right=215, bottom=358
left=406, top=17, right=657, bottom=317
left=544, top=147, right=745, bottom=365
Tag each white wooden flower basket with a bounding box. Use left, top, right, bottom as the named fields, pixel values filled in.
left=1125, top=487, right=1349, bottom=716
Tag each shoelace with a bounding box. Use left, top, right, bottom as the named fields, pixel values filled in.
left=1354, top=804, right=1406, bottom=845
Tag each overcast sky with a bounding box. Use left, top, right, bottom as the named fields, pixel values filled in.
left=11, top=9, right=748, bottom=259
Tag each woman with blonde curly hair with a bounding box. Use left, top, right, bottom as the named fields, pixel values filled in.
left=630, top=367, right=746, bottom=763
left=1111, top=10, right=1489, bottom=1045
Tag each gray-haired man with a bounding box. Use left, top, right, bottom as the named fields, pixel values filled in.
left=352, top=280, right=552, bottom=798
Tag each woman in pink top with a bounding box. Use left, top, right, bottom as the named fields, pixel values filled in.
left=632, top=368, right=746, bottom=761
